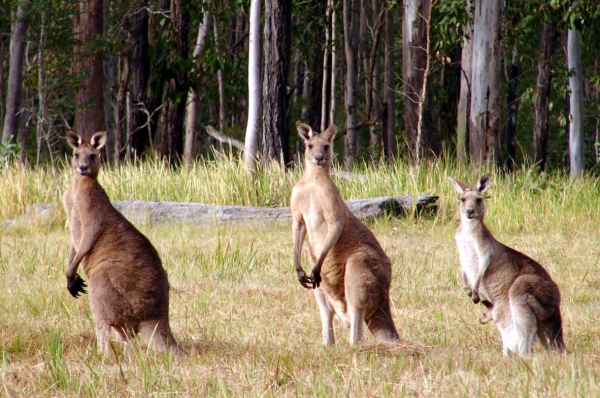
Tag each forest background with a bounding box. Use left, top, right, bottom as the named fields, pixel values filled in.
left=0, top=0, right=599, bottom=175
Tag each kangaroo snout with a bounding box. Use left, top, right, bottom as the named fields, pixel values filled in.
left=314, top=154, right=324, bottom=164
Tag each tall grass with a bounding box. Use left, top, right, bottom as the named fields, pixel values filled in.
left=2, top=158, right=600, bottom=396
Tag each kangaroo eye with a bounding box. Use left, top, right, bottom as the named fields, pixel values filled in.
left=74, top=154, right=79, bottom=159
left=324, top=145, right=329, bottom=151
left=308, top=144, right=313, bottom=149
left=476, top=198, right=482, bottom=204
left=90, top=154, right=96, bottom=161
left=460, top=198, right=466, bottom=203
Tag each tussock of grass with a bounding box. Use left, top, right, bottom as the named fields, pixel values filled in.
left=2, top=158, right=600, bottom=396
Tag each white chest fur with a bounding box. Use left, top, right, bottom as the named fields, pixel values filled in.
left=455, top=231, right=479, bottom=288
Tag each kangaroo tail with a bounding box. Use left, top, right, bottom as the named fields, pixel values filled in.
left=366, top=300, right=400, bottom=343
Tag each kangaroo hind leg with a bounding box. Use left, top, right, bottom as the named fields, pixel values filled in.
left=314, top=289, right=336, bottom=346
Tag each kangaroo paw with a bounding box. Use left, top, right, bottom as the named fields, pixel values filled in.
left=67, top=274, right=88, bottom=298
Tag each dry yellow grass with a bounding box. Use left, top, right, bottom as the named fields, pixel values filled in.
left=1, top=160, right=600, bottom=396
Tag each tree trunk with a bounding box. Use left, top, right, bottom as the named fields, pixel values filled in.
left=36, top=10, right=47, bottom=167
left=74, top=0, right=105, bottom=141
left=532, top=22, right=557, bottom=171
left=505, top=46, right=519, bottom=172
left=343, top=0, right=360, bottom=168
left=329, top=5, right=337, bottom=131
left=114, top=54, right=130, bottom=166
left=160, top=0, right=189, bottom=164
left=308, top=0, right=327, bottom=131
left=367, top=0, right=380, bottom=160
left=456, top=2, right=472, bottom=162
left=468, top=0, right=502, bottom=165
left=402, top=0, right=439, bottom=162
left=320, top=0, right=333, bottom=131
left=2, top=3, right=27, bottom=144
left=184, top=4, right=212, bottom=165
left=568, top=19, right=585, bottom=177
left=244, top=0, right=261, bottom=173
left=261, top=0, right=292, bottom=165
left=103, top=0, right=115, bottom=163
left=128, top=2, right=151, bottom=157
left=214, top=15, right=226, bottom=152
left=383, top=6, right=396, bottom=160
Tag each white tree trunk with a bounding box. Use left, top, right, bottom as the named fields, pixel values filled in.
left=244, top=0, right=261, bottom=174
left=184, top=5, right=212, bottom=165
left=468, top=0, right=502, bottom=165
left=568, top=22, right=585, bottom=177
left=2, top=4, right=27, bottom=144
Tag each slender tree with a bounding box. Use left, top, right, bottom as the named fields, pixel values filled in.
left=383, top=6, right=396, bottom=160
left=343, top=0, right=360, bottom=168
left=184, top=4, right=212, bottom=165
left=567, top=7, right=584, bottom=177
left=532, top=22, right=558, bottom=171
left=456, top=1, right=472, bottom=162
left=2, top=2, right=28, bottom=144
left=402, top=0, right=439, bottom=162
left=244, top=0, right=261, bottom=173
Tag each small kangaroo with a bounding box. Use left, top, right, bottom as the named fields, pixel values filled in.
left=291, top=121, right=400, bottom=346
left=449, top=174, right=565, bottom=355
left=63, top=130, right=185, bottom=356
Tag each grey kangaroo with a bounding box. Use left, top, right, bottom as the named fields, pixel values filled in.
left=291, top=121, right=400, bottom=345
left=449, top=174, right=565, bottom=355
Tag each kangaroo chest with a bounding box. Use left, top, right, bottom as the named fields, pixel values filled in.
left=454, top=232, right=481, bottom=287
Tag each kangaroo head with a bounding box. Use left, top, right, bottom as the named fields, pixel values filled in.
left=448, top=174, right=491, bottom=220
left=66, top=130, right=107, bottom=177
left=296, top=121, right=337, bottom=168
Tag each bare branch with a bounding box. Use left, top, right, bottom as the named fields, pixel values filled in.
left=205, top=125, right=245, bottom=151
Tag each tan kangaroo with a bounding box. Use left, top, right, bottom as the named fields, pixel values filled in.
left=291, top=121, right=400, bottom=346
left=449, top=174, right=565, bottom=355
left=63, top=130, right=185, bottom=356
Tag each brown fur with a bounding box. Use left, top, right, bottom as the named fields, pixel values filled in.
left=449, top=174, right=564, bottom=355
left=291, top=121, right=400, bottom=345
left=63, top=130, right=185, bottom=356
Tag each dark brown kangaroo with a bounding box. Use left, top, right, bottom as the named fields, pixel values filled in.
left=63, top=130, right=185, bottom=356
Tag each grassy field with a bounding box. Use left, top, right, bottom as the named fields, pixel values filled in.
left=2, top=158, right=600, bottom=397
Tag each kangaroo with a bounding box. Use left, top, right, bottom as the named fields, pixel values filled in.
left=63, top=130, right=185, bottom=356
left=291, top=121, right=400, bottom=346
left=449, top=174, right=565, bottom=355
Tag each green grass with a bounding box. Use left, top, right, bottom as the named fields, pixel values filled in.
left=2, top=158, right=600, bottom=396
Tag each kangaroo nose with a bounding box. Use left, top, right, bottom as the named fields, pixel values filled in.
left=466, top=208, right=475, bottom=217
left=315, top=155, right=324, bottom=163
left=78, top=165, right=88, bottom=173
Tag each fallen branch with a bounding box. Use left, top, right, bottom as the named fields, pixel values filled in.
left=205, top=125, right=245, bottom=151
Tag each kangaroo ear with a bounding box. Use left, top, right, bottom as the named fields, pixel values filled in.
left=448, top=177, right=468, bottom=194
left=66, top=130, right=83, bottom=149
left=321, top=124, right=337, bottom=142
left=296, top=121, right=314, bottom=141
left=477, top=174, right=492, bottom=193
left=90, top=131, right=107, bottom=150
